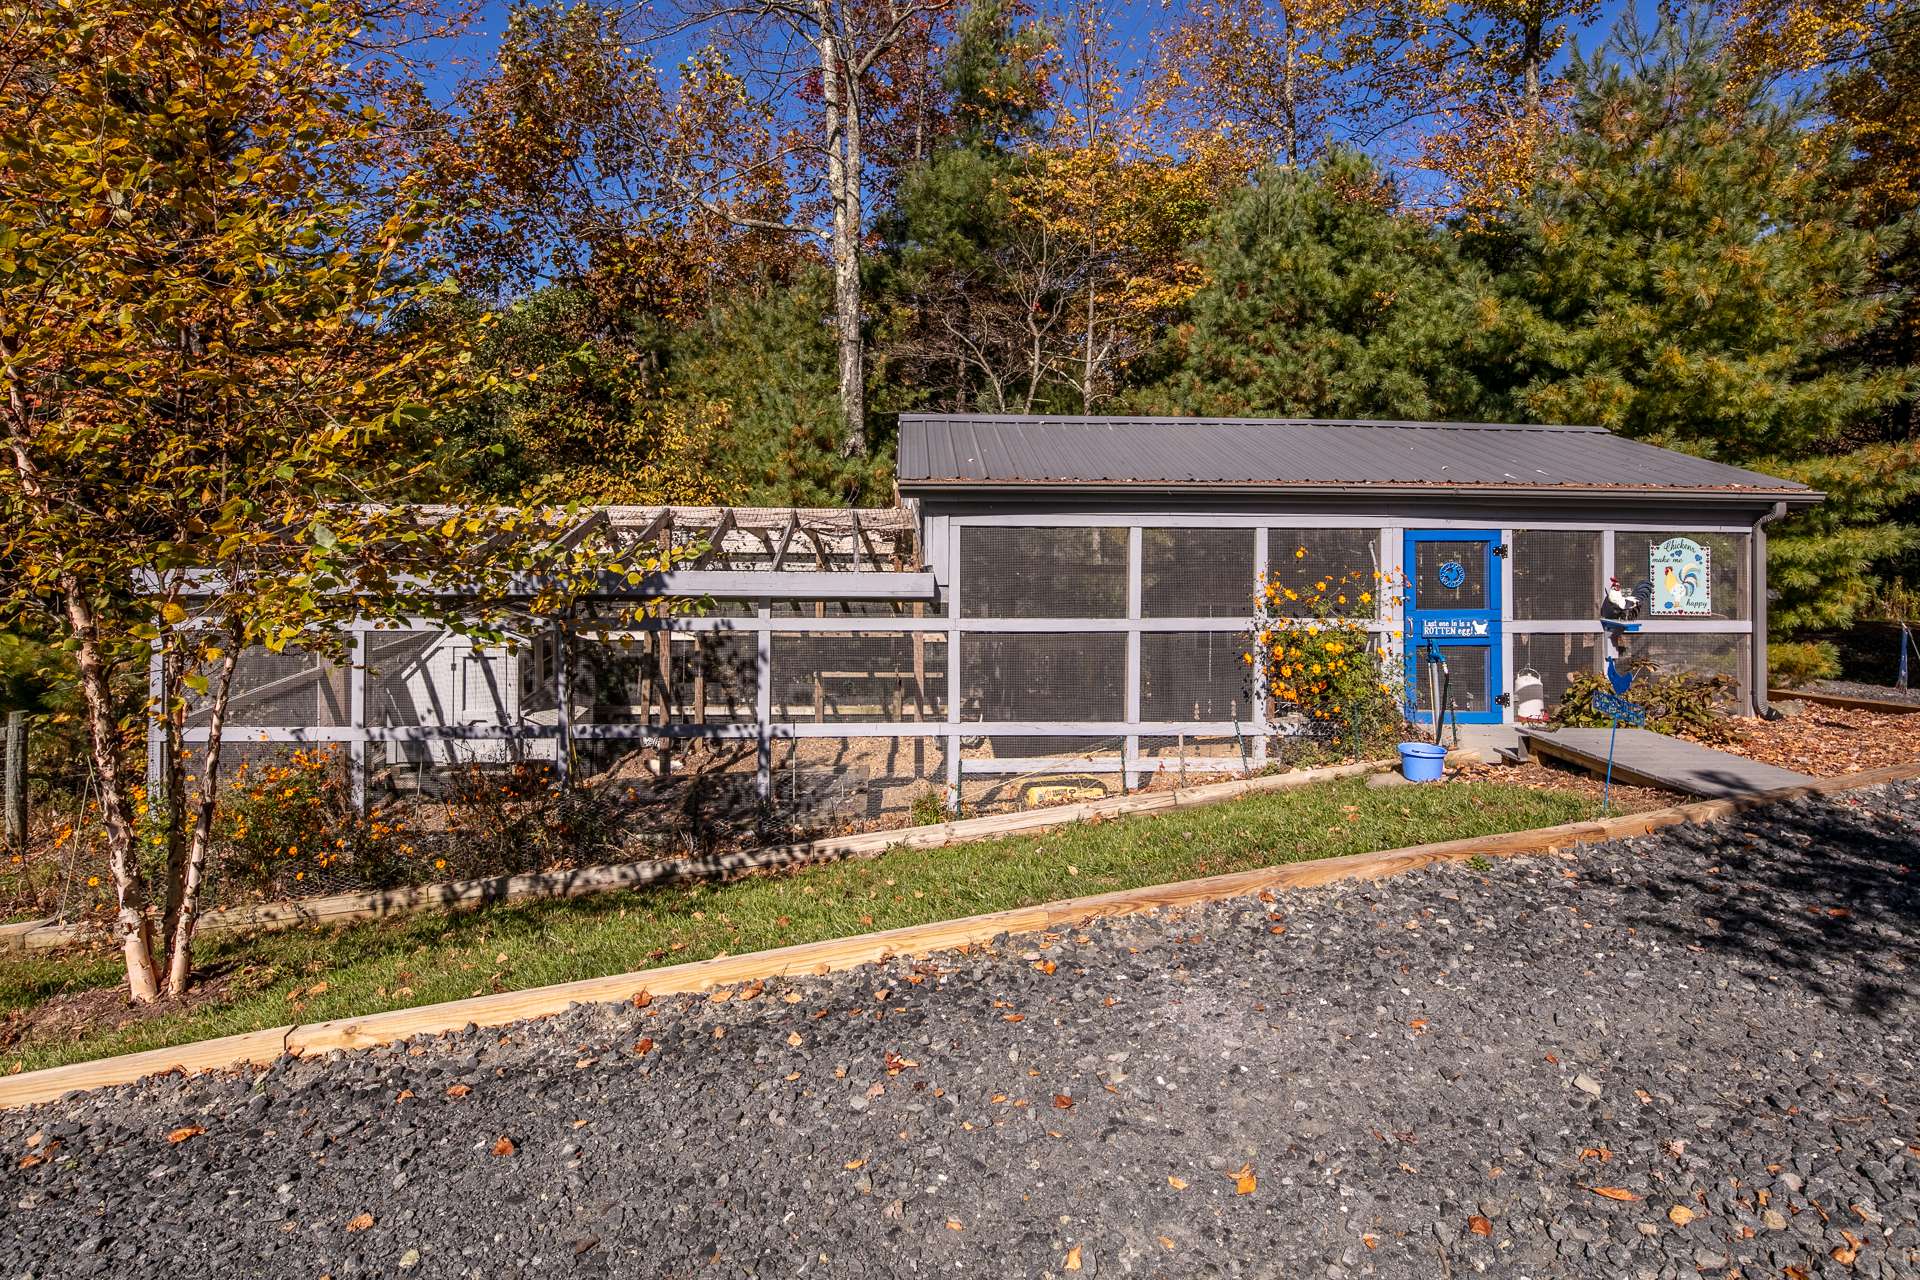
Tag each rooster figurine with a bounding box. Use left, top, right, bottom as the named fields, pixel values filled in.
left=1601, top=576, right=1640, bottom=622
left=1599, top=576, right=1641, bottom=694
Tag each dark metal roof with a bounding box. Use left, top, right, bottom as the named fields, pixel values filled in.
left=897, top=415, right=1820, bottom=503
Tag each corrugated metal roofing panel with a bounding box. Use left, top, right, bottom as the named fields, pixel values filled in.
left=894, top=415, right=1817, bottom=499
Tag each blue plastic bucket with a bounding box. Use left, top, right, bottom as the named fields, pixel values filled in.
left=1398, top=741, right=1448, bottom=783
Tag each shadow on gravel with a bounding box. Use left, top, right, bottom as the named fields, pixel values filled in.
left=1613, top=791, right=1920, bottom=1020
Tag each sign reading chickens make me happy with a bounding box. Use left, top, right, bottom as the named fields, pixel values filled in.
left=1650, top=537, right=1711, bottom=616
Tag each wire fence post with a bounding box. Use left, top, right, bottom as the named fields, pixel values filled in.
left=2, top=710, right=26, bottom=856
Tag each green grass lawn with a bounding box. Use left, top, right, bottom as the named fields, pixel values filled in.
left=0, top=775, right=1601, bottom=1074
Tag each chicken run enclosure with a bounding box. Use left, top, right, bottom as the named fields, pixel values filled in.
left=165, top=416, right=1819, bottom=845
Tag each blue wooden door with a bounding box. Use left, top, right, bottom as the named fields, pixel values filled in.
left=1404, top=531, right=1503, bottom=726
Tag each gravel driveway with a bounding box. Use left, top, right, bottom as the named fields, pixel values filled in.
left=6, top=783, right=1920, bottom=1279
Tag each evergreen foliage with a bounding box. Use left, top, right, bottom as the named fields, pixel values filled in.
left=1477, top=16, right=1916, bottom=632
left=1126, top=152, right=1496, bottom=420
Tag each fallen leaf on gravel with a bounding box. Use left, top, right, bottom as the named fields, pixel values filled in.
left=444, top=1084, right=470, bottom=1098
left=1157, top=1235, right=1176, bottom=1250
left=1668, top=1205, right=1695, bottom=1226
left=1785, top=1267, right=1810, bottom=1280
left=491, top=1137, right=515, bottom=1157
left=395, top=1090, right=414, bottom=1102
left=945, top=1219, right=963, bottom=1231
left=1064, top=1246, right=1081, bottom=1270
left=631, top=991, right=652, bottom=1008
left=1833, top=1230, right=1862, bottom=1264
left=1232, top=1164, right=1256, bottom=1195
left=1053, top=1094, right=1073, bottom=1109
left=345, top=1212, right=374, bottom=1233
left=1003, top=1013, right=1025, bottom=1022
left=1468, top=1216, right=1492, bottom=1237
left=784, top=992, right=803, bottom=1003
left=865, top=1082, right=884, bottom=1099
left=708, top=989, right=732, bottom=1004
left=633, top=1038, right=654, bottom=1056
left=166, top=1126, right=204, bottom=1144
left=787, top=1032, right=804, bottom=1047
left=1167, top=1175, right=1188, bottom=1190
left=1037, top=960, right=1057, bottom=975
left=738, top=983, right=763, bottom=1001
left=1579, top=1146, right=1613, bottom=1162
left=1587, top=1187, right=1640, bottom=1202
left=844, top=1159, right=865, bottom=1170
left=712, top=1027, right=726, bottom=1039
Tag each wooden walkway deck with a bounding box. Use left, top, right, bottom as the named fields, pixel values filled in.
left=1520, top=726, right=1817, bottom=798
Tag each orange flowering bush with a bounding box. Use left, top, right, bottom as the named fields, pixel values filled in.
left=216, top=748, right=417, bottom=897
left=1246, top=552, right=1410, bottom=760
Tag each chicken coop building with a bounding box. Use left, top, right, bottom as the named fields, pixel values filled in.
left=174, top=415, right=1819, bottom=825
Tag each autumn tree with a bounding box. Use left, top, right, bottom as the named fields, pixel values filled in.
left=0, top=0, right=634, bottom=997
left=1477, top=15, right=1917, bottom=631
left=1142, top=0, right=1357, bottom=172
left=1337, top=0, right=1605, bottom=215
left=1713, top=0, right=1892, bottom=84
left=637, top=0, right=959, bottom=461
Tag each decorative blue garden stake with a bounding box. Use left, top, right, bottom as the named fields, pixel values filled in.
left=1589, top=579, right=1651, bottom=817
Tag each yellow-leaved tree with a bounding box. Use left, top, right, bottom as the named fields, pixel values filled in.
left=0, top=0, right=645, bottom=998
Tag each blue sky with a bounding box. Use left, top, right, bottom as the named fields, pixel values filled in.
left=409, top=0, right=1663, bottom=112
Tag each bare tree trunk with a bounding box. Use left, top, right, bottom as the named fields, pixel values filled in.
left=65, top=586, right=162, bottom=1002
left=813, top=3, right=867, bottom=462
left=2, top=406, right=160, bottom=1001
left=158, top=644, right=189, bottom=961
left=164, top=646, right=236, bottom=996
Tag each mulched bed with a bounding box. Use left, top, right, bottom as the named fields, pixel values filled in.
left=1455, top=756, right=1679, bottom=811
left=1715, top=703, right=1920, bottom=777
left=5, top=781, right=1918, bottom=1278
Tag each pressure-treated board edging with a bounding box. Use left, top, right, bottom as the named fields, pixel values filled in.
left=4, top=759, right=1915, bottom=1110
left=1769, top=687, right=1920, bottom=716
left=7, top=753, right=1457, bottom=952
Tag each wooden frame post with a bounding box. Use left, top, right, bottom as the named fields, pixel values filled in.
left=348, top=624, right=368, bottom=816
left=553, top=618, right=573, bottom=790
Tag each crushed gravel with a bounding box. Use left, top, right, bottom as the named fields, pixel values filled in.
left=1807, top=679, right=1920, bottom=708
left=4, top=783, right=1920, bottom=1279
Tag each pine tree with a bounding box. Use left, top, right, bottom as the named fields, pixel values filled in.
left=1125, top=151, right=1497, bottom=420
left=667, top=271, right=894, bottom=506
left=1479, top=14, right=1916, bottom=632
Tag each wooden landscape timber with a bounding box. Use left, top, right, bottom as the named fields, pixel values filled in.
left=2, top=753, right=1459, bottom=952
left=1769, top=687, right=1920, bottom=716
left=3, top=759, right=1916, bottom=1109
